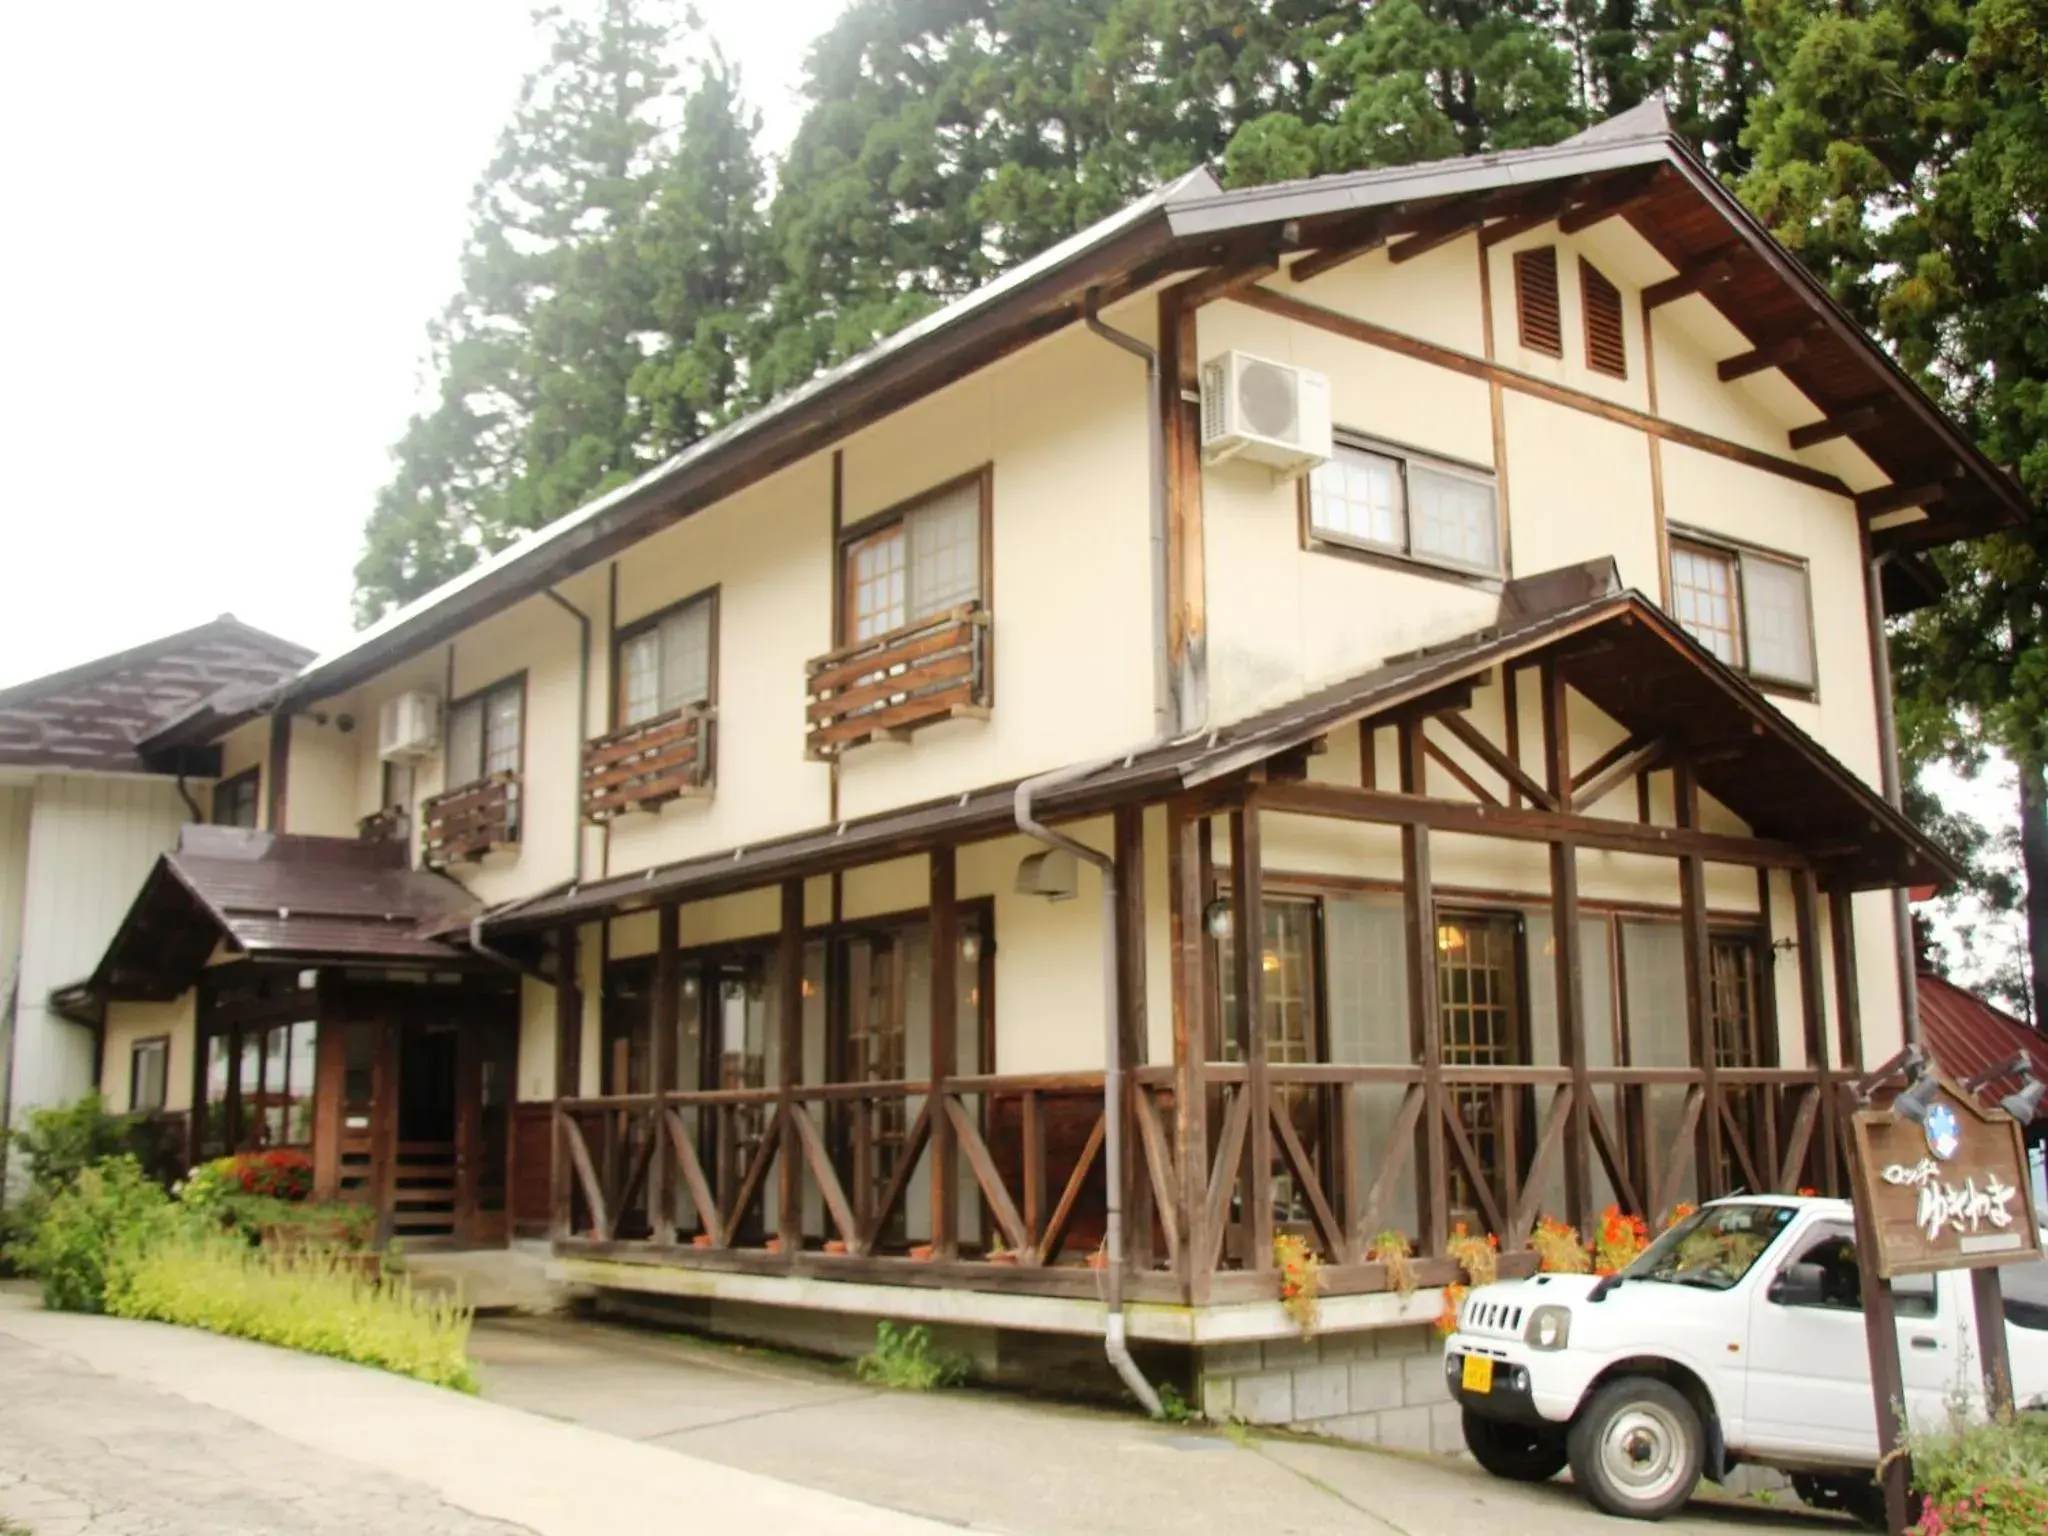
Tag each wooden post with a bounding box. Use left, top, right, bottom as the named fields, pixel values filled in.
left=1830, top=887, right=1866, bottom=1071
left=650, top=903, right=679, bottom=1243
left=1846, top=1086, right=1913, bottom=1536
left=1541, top=662, right=1593, bottom=1229
left=1791, top=870, right=1835, bottom=1193
left=1229, top=806, right=1273, bottom=1267
left=1168, top=799, right=1212, bottom=1303
left=551, top=925, right=582, bottom=1241
left=1400, top=720, right=1448, bottom=1255
left=310, top=1008, right=345, bottom=1202
left=929, top=849, right=959, bottom=1260
left=1674, top=764, right=1722, bottom=1203
left=1974, top=1269, right=2018, bottom=1419
left=1159, top=284, right=1207, bottom=731
left=1114, top=805, right=1153, bottom=1267
left=776, top=879, right=804, bottom=1257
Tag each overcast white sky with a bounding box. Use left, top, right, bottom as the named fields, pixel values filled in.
left=0, top=1, right=845, bottom=688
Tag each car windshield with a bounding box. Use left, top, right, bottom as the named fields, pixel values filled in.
left=1621, top=1202, right=1799, bottom=1291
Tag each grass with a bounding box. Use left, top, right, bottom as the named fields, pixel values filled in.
left=853, top=1322, right=967, bottom=1391
left=107, top=1236, right=478, bottom=1392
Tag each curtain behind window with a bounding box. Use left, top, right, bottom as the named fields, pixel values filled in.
left=907, top=481, right=982, bottom=621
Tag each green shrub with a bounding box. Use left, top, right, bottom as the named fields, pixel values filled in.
left=854, top=1322, right=967, bottom=1391
left=107, top=1233, right=477, bottom=1392
left=177, top=1166, right=373, bottom=1250
left=10, top=1093, right=139, bottom=1194
left=1910, top=1411, right=2048, bottom=1534
left=26, top=1157, right=185, bottom=1313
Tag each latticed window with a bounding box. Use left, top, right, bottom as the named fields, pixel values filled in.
left=1218, top=896, right=1325, bottom=1229
left=1437, top=913, right=1524, bottom=1219
left=1670, top=541, right=1742, bottom=666
left=447, top=676, right=523, bottom=788
left=842, top=474, right=985, bottom=644
left=1305, top=438, right=1500, bottom=575
left=617, top=593, right=714, bottom=726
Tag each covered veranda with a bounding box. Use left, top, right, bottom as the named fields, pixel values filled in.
left=487, top=581, right=1950, bottom=1329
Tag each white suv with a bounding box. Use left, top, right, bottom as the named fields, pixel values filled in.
left=1444, top=1196, right=2048, bottom=1524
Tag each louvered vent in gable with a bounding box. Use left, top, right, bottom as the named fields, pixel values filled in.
left=1581, top=258, right=1628, bottom=378
left=1514, top=246, right=1563, bottom=357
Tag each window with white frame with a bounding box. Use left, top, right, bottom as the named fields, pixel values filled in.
left=617, top=592, right=714, bottom=727
left=445, top=675, right=524, bottom=788
left=1305, top=436, right=1501, bottom=576
left=1669, top=534, right=1816, bottom=690
left=841, top=472, right=987, bottom=645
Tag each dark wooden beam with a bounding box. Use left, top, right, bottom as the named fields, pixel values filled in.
left=1288, top=211, right=1390, bottom=284
left=1398, top=721, right=1448, bottom=1255
left=1674, top=764, right=1723, bottom=1203
left=1480, top=185, right=1577, bottom=248
left=1168, top=800, right=1212, bottom=1303
left=1791, top=868, right=1838, bottom=1193
left=1718, top=323, right=1823, bottom=382
left=928, top=850, right=958, bottom=1260
left=1250, top=778, right=1809, bottom=870
left=1541, top=662, right=1593, bottom=1228
left=1170, top=255, right=1282, bottom=313
left=1422, top=735, right=1502, bottom=807
left=1433, top=709, right=1557, bottom=811
left=1388, top=201, right=1491, bottom=265
left=1230, top=806, right=1274, bottom=1267
left=1829, top=886, right=1865, bottom=1071
left=1558, top=167, right=1664, bottom=234
left=650, top=902, right=679, bottom=1242
left=1572, top=735, right=1672, bottom=813
left=777, top=878, right=805, bottom=1256
left=554, top=925, right=582, bottom=1099
left=1856, top=478, right=1951, bottom=520
left=1643, top=250, right=1739, bottom=310
left=1789, top=401, right=1885, bottom=451
left=1114, top=805, right=1152, bottom=1268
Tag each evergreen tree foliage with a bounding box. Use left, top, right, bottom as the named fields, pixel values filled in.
left=1742, top=0, right=2048, bottom=1021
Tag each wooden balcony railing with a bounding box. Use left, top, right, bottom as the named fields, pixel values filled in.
left=357, top=805, right=410, bottom=845
left=804, top=603, right=990, bottom=760
left=582, top=706, right=713, bottom=822
left=421, top=772, right=519, bottom=868
left=550, top=1061, right=1839, bottom=1303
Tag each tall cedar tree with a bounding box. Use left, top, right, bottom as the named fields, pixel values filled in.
left=1743, top=0, right=2048, bottom=1021
left=357, top=2, right=768, bottom=619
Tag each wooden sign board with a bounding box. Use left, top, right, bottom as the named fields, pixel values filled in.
left=1848, top=1075, right=2043, bottom=1280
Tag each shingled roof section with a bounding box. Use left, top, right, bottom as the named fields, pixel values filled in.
left=0, top=616, right=311, bottom=773
left=1918, top=969, right=2048, bottom=1113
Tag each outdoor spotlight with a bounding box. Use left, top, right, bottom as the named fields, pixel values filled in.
left=1893, top=1061, right=1943, bottom=1125
left=1203, top=898, right=1233, bottom=940
left=1965, top=1054, right=2030, bottom=1094
left=2000, top=1072, right=2045, bottom=1127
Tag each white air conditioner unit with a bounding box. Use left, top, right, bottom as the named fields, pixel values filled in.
left=378, top=690, right=441, bottom=763
left=1199, top=350, right=1332, bottom=476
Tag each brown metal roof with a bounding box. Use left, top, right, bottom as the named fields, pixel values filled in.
left=0, top=616, right=310, bottom=774
left=81, top=827, right=481, bottom=1001
left=285, top=104, right=2025, bottom=715
left=488, top=568, right=1951, bottom=937
left=1918, top=970, right=2048, bottom=1110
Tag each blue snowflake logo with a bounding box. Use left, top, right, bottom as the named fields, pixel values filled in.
left=1925, top=1103, right=1961, bottom=1162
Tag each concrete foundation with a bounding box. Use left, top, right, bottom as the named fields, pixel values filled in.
left=403, top=1242, right=569, bottom=1314
left=1195, top=1324, right=1461, bottom=1452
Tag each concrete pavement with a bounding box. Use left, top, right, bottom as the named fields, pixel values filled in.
left=0, top=1290, right=956, bottom=1535
left=471, top=1312, right=1849, bottom=1535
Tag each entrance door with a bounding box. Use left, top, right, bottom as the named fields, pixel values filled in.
left=456, top=1016, right=518, bottom=1244
left=392, top=1024, right=461, bottom=1240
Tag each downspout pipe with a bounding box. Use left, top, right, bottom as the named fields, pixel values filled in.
left=1864, top=549, right=1922, bottom=1046
left=1014, top=759, right=1164, bottom=1419
left=1085, top=287, right=1174, bottom=740
left=542, top=587, right=592, bottom=888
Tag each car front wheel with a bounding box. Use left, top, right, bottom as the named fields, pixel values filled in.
left=1462, top=1411, right=1568, bottom=1482
left=1565, top=1377, right=1705, bottom=1522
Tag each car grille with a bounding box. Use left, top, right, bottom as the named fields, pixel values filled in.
left=1461, top=1298, right=1525, bottom=1338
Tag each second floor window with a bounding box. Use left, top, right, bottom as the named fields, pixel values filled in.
left=842, top=470, right=987, bottom=644
left=617, top=592, right=714, bottom=726
left=446, top=675, right=523, bottom=788
left=1669, top=533, right=1815, bottom=691
left=211, top=768, right=259, bottom=828
left=1305, top=436, right=1501, bottom=577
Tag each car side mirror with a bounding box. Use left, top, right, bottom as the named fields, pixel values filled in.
left=1768, top=1261, right=1826, bottom=1307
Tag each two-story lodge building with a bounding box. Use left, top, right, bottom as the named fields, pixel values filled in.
left=67, top=103, right=2031, bottom=1436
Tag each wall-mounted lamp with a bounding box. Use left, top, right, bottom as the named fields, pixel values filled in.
left=1203, top=899, right=1233, bottom=941
left=681, top=974, right=699, bottom=1001
left=1016, top=847, right=1078, bottom=901
left=960, top=932, right=982, bottom=964
left=2000, top=1071, right=2044, bottom=1127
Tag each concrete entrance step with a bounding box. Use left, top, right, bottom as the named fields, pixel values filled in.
left=399, top=1242, right=568, bottom=1314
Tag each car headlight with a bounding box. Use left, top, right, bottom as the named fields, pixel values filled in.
left=1524, top=1304, right=1572, bottom=1351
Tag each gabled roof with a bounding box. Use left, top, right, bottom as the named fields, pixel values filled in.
left=1917, top=970, right=2048, bottom=1111
left=485, top=565, right=1952, bottom=938
left=0, top=616, right=310, bottom=774
left=72, top=826, right=481, bottom=1004
left=285, top=102, right=2027, bottom=710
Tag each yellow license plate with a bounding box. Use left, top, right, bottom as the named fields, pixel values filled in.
left=1461, top=1355, right=1494, bottom=1394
